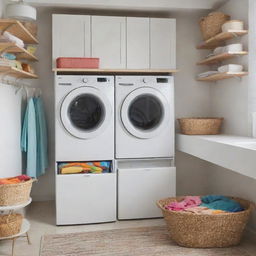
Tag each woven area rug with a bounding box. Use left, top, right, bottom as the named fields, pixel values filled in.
left=40, top=226, right=248, bottom=256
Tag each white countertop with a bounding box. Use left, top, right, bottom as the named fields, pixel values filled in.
left=176, top=134, right=256, bottom=179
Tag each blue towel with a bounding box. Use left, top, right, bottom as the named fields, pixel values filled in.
left=21, top=98, right=37, bottom=177
left=34, top=97, right=48, bottom=177
left=201, top=195, right=244, bottom=212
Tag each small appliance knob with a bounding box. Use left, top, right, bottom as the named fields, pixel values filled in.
left=82, top=78, right=88, bottom=83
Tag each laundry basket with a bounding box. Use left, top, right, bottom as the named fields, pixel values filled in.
left=0, top=214, right=23, bottom=238
left=199, top=12, right=230, bottom=40
left=0, top=179, right=34, bottom=206
left=157, top=196, right=254, bottom=248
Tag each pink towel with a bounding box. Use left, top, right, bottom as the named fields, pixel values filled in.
left=165, top=196, right=202, bottom=211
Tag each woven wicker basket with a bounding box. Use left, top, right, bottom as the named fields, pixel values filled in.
left=199, top=12, right=230, bottom=40
left=0, top=214, right=23, bottom=238
left=0, top=179, right=33, bottom=206
left=178, top=118, right=223, bottom=135
left=157, top=196, right=254, bottom=248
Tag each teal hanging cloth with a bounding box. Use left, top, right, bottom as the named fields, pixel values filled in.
left=34, top=96, right=48, bottom=177
left=21, top=98, right=37, bottom=178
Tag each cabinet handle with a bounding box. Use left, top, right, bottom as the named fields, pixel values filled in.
left=83, top=174, right=91, bottom=177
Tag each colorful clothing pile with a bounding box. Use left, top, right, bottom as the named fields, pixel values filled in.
left=165, top=195, right=244, bottom=215
left=59, top=162, right=111, bottom=174
left=0, top=175, right=31, bottom=185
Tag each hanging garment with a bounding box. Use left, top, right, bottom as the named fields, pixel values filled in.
left=21, top=98, right=37, bottom=177
left=34, top=97, right=48, bottom=177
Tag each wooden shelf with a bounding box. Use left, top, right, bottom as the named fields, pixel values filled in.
left=197, top=51, right=248, bottom=65
left=0, top=66, right=38, bottom=79
left=0, top=42, right=38, bottom=61
left=197, top=72, right=248, bottom=81
left=197, top=30, right=248, bottom=49
left=0, top=19, right=38, bottom=44
left=53, top=68, right=179, bottom=74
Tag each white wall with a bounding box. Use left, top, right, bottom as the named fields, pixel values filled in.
left=210, top=0, right=249, bottom=136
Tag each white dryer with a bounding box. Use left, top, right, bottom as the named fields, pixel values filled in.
left=115, top=76, right=174, bottom=159
left=55, top=75, right=114, bottom=161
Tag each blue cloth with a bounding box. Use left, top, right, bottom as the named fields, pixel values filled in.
left=34, top=97, right=48, bottom=177
left=201, top=195, right=244, bottom=212
left=21, top=98, right=37, bottom=177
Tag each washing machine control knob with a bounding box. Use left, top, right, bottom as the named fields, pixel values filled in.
left=142, top=78, right=147, bottom=83
left=82, top=78, right=88, bottom=83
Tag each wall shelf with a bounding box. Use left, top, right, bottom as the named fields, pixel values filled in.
left=0, top=66, right=38, bottom=79
left=177, top=134, right=256, bottom=180
left=0, top=19, right=38, bottom=44
left=197, top=30, right=248, bottom=49
left=197, top=51, right=248, bottom=65
left=197, top=72, right=248, bottom=81
left=0, top=43, right=38, bottom=61
left=53, top=68, right=179, bottom=74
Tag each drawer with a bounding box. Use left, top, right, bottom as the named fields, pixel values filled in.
left=56, top=173, right=116, bottom=225
left=118, top=167, right=176, bottom=219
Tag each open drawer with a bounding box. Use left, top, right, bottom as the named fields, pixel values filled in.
left=118, top=160, right=176, bottom=220
left=56, top=172, right=116, bottom=225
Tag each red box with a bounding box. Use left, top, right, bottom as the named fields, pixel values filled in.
left=56, top=57, right=99, bottom=69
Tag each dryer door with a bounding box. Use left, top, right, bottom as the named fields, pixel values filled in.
left=121, top=87, right=169, bottom=139
left=61, top=86, right=112, bottom=139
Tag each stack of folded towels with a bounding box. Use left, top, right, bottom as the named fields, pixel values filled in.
left=59, top=162, right=111, bottom=174
left=165, top=195, right=244, bottom=214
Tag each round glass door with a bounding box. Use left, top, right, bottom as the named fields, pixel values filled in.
left=61, top=87, right=112, bottom=139
left=121, top=87, right=169, bottom=139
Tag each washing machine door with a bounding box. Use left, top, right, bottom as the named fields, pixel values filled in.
left=121, top=87, right=169, bottom=139
left=61, top=86, right=112, bottom=139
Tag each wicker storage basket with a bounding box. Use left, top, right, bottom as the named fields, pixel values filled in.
left=199, top=12, right=230, bottom=40
left=0, top=179, right=33, bottom=206
left=178, top=118, right=223, bottom=135
left=0, top=214, right=23, bottom=238
left=157, top=196, right=254, bottom=248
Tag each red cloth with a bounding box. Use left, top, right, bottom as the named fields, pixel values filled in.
left=165, top=196, right=202, bottom=211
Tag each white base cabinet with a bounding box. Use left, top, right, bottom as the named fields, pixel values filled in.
left=56, top=173, right=116, bottom=225
left=118, top=165, right=176, bottom=220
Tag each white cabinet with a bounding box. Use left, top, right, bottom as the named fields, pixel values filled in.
left=126, top=17, right=150, bottom=69
left=118, top=166, right=176, bottom=219
left=52, top=14, right=91, bottom=67
left=91, top=16, right=126, bottom=69
left=56, top=173, right=116, bottom=225
left=52, top=15, right=176, bottom=69
left=150, top=18, right=176, bottom=69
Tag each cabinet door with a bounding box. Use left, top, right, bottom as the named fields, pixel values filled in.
left=150, top=18, right=176, bottom=69
left=118, top=167, right=176, bottom=219
left=52, top=14, right=91, bottom=67
left=56, top=173, right=116, bottom=225
left=91, top=16, right=126, bottom=69
left=127, top=17, right=150, bottom=69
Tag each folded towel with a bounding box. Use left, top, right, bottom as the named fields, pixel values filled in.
left=0, top=31, right=24, bottom=48
left=197, top=71, right=219, bottom=78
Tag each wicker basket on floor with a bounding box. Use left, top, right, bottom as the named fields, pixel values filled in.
left=157, top=196, right=254, bottom=248
left=199, top=12, right=230, bottom=40
left=178, top=118, right=223, bottom=135
left=0, top=179, right=34, bottom=206
left=0, top=214, right=23, bottom=238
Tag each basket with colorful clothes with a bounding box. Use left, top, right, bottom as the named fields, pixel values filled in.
left=59, top=161, right=112, bottom=174
left=0, top=175, right=33, bottom=206
left=157, top=195, right=254, bottom=248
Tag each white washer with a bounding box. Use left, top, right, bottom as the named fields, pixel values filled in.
left=115, top=76, right=174, bottom=159
left=55, top=75, right=114, bottom=161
